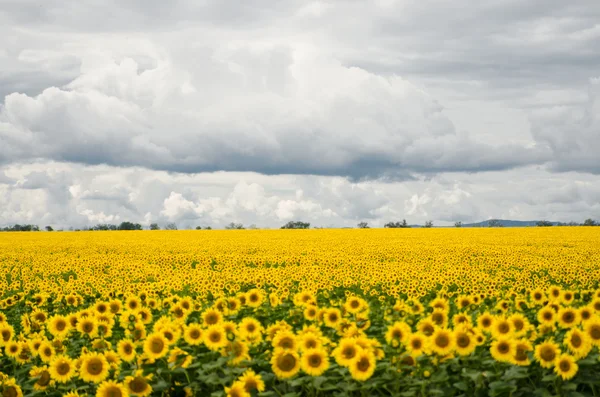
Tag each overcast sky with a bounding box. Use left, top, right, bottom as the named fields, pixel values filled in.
left=1, top=0, right=599, bottom=229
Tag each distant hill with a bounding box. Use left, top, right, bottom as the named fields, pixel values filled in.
left=461, top=219, right=560, bottom=227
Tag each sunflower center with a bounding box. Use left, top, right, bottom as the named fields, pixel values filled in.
left=151, top=338, right=165, bottom=354
left=562, top=312, right=575, bottom=323
left=456, top=334, right=470, bottom=348
left=104, top=386, right=123, bottom=397
left=513, top=320, right=524, bottom=331
left=435, top=334, right=450, bottom=348
left=571, top=334, right=582, bottom=348
left=432, top=313, right=444, bottom=325
left=56, top=320, right=66, bottom=331
left=129, top=377, right=148, bottom=393
left=2, top=330, right=11, bottom=341
left=37, top=371, right=51, bottom=386
left=498, top=322, right=509, bottom=333
left=2, top=386, right=19, bottom=397
left=209, top=332, right=221, bottom=343
left=392, top=330, right=402, bottom=339
left=189, top=329, right=201, bottom=339
left=328, top=313, right=338, bottom=322
left=481, top=318, right=491, bottom=327
left=540, top=346, right=556, bottom=361
left=589, top=326, right=600, bottom=340
left=87, top=358, right=104, bottom=375
left=422, top=324, right=434, bottom=336
left=559, top=360, right=571, bottom=372
left=277, top=353, right=297, bottom=372
left=498, top=342, right=510, bottom=354
left=82, top=322, right=93, bottom=333
left=342, top=346, right=356, bottom=359
left=515, top=347, right=528, bottom=361
left=356, top=356, right=370, bottom=372
left=351, top=300, right=360, bottom=308
left=543, top=312, right=553, bottom=321
left=308, top=354, right=322, bottom=367
left=411, top=339, right=422, bottom=349
left=279, top=337, right=294, bottom=349
left=534, top=293, right=542, bottom=300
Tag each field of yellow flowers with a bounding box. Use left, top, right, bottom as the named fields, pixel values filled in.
left=1, top=228, right=600, bottom=397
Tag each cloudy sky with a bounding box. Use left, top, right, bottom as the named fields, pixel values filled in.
left=1, top=0, right=599, bottom=229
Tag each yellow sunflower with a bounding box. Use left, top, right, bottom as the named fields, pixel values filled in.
left=430, top=328, right=455, bottom=356
left=143, top=333, right=169, bottom=360
left=204, top=324, right=228, bottom=351
left=49, top=355, right=77, bottom=383
left=238, top=369, right=265, bottom=393
left=554, top=354, right=578, bottom=381
left=79, top=352, right=110, bottom=383
left=271, top=348, right=301, bottom=379
left=124, top=370, right=153, bottom=397
left=96, top=380, right=129, bottom=397
left=348, top=349, right=376, bottom=381
left=490, top=338, right=515, bottom=363
left=300, top=348, right=329, bottom=376
left=534, top=340, right=560, bottom=369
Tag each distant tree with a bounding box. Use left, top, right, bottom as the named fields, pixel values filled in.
left=357, top=222, right=369, bottom=229
left=45, top=226, right=54, bottom=232
left=454, top=221, right=462, bottom=228
left=165, top=223, right=178, bottom=230
left=583, top=219, right=598, bottom=226
left=225, top=222, right=245, bottom=230
left=281, top=221, right=310, bottom=229
left=424, top=220, right=433, bottom=228
left=536, top=220, right=553, bottom=227
left=384, top=220, right=410, bottom=228
left=205, top=226, right=212, bottom=230
left=118, top=221, right=142, bottom=231
left=487, top=219, right=503, bottom=228
left=149, top=223, right=160, bottom=230
left=195, top=226, right=202, bottom=230
left=248, top=224, right=259, bottom=229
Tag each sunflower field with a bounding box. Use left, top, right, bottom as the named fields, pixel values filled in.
left=1, top=228, right=600, bottom=397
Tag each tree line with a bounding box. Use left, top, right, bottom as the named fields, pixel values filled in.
left=1, top=218, right=598, bottom=232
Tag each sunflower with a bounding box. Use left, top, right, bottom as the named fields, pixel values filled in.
left=490, top=317, right=514, bottom=340
left=238, top=369, right=265, bottom=393
left=513, top=339, right=533, bottom=366
left=348, top=349, right=376, bottom=381
left=454, top=329, right=477, bottom=356
left=452, top=313, right=472, bottom=329
left=476, top=313, right=494, bottom=333
left=530, top=288, right=546, bottom=305
left=323, top=308, right=342, bottom=328
left=30, top=366, right=53, bottom=391
left=48, top=315, right=70, bottom=338
left=204, top=324, right=228, bottom=351
left=49, top=355, right=77, bottom=383
left=303, top=305, right=319, bottom=321
left=333, top=338, right=363, bottom=367
left=554, top=354, right=578, bottom=381
left=38, top=341, right=55, bottom=363
left=124, top=370, right=152, bottom=397
left=300, top=348, right=329, bottom=376
left=224, top=382, right=250, bottom=397
left=4, top=340, right=21, bottom=359
left=385, top=321, right=411, bottom=347
left=490, top=338, right=515, bottom=363
left=534, top=340, right=560, bottom=368
left=271, top=348, right=301, bottom=379
left=202, top=309, right=223, bottom=326
left=246, top=289, right=264, bottom=308
left=0, top=323, right=14, bottom=345
left=77, top=317, right=99, bottom=339
left=344, top=296, right=366, bottom=314
left=430, top=328, right=454, bottom=356
left=272, top=330, right=297, bottom=350
left=584, top=317, right=600, bottom=346
left=429, top=309, right=448, bottom=328
left=563, top=328, right=592, bottom=358
left=117, top=339, right=137, bottom=362
left=96, top=380, right=129, bottom=397
left=79, top=352, right=110, bottom=383
left=222, top=341, right=250, bottom=365
left=557, top=307, right=579, bottom=329
left=238, top=318, right=263, bottom=341
left=508, top=313, right=529, bottom=336
left=404, top=332, right=429, bottom=357
left=579, top=306, right=593, bottom=322
left=125, top=296, right=141, bottom=311
left=299, top=333, right=322, bottom=352
left=143, top=333, right=169, bottom=360
left=537, top=307, right=556, bottom=325
left=183, top=324, right=204, bottom=346
left=417, top=318, right=437, bottom=336
left=0, top=378, right=23, bottom=397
